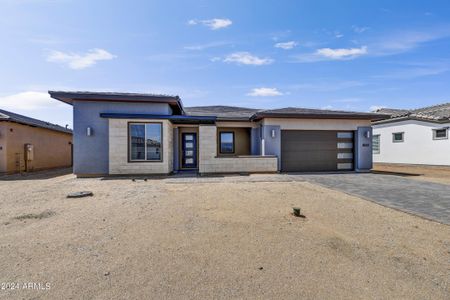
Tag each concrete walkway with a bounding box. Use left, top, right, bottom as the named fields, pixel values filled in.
left=293, top=173, right=450, bottom=225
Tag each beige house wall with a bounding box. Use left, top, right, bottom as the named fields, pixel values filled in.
left=217, top=127, right=251, bottom=156
left=109, top=119, right=173, bottom=175
left=0, top=121, right=72, bottom=174
left=0, top=124, right=8, bottom=173
left=199, top=125, right=277, bottom=174
left=262, top=118, right=370, bottom=130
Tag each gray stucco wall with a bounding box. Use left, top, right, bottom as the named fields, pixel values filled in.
left=250, top=127, right=261, bottom=155
left=261, top=125, right=281, bottom=170
left=73, top=101, right=172, bottom=175
left=355, top=126, right=373, bottom=171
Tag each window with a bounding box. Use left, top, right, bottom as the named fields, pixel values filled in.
left=433, top=128, right=448, bottom=140
left=129, top=123, right=162, bottom=161
left=392, top=132, right=404, bottom=143
left=373, top=135, right=380, bottom=154
left=219, top=132, right=234, bottom=154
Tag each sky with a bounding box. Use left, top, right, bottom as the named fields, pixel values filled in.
left=1, top=0, right=450, bottom=128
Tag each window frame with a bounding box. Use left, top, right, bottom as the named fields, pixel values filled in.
left=128, top=122, right=163, bottom=163
left=432, top=128, right=448, bottom=140
left=372, top=134, right=380, bottom=154
left=219, top=131, right=235, bottom=154
left=392, top=132, right=404, bottom=143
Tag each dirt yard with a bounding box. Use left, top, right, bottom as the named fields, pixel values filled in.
left=374, top=163, right=450, bottom=185
left=0, top=171, right=449, bottom=299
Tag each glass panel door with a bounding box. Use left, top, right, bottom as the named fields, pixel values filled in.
left=181, top=133, right=197, bottom=169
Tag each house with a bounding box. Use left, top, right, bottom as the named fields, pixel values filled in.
left=373, top=103, right=450, bottom=166
left=49, top=91, right=385, bottom=177
left=0, top=109, right=73, bottom=174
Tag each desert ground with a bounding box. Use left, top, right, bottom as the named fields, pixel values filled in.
left=0, top=170, right=449, bottom=299
left=374, top=163, right=450, bottom=185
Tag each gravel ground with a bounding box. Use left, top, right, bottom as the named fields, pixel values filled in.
left=0, top=172, right=449, bottom=299
left=374, top=163, right=450, bottom=185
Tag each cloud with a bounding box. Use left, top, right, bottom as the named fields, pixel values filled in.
left=247, top=87, right=283, bottom=97
left=290, top=80, right=365, bottom=91
left=316, top=46, right=368, bottom=59
left=224, top=52, right=273, bottom=65
left=0, top=91, right=62, bottom=110
left=291, top=46, right=368, bottom=63
left=335, top=32, right=344, bottom=38
left=184, top=41, right=230, bottom=51
left=373, top=61, right=450, bottom=79
left=352, top=26, right=370, bottom=33
left=47, top=48, right=116, bottom=70
left=370, top=27, right=450, bottom=55
left=188, top=18, right=232, bottom=30
left=370, top=105, right=386, bottom=112
left=274, top=41, right=297, bottom=50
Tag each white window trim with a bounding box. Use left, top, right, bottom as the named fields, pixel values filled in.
left=373, top=134, right=380, bottom=154
left=392, top=132, right=404, bottom=143
left=432, top=128, right=448, bottom=140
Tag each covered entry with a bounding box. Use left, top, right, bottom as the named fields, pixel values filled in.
left=281, top=130, right=354, bottom=172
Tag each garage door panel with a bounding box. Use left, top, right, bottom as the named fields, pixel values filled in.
left=281, top=130, right=354, bottom=172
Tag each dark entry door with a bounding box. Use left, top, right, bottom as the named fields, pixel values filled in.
left=181, top=133, right=197, bottom=169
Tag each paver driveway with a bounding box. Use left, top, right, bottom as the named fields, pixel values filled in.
left=292, top=173, right=450, bottom=225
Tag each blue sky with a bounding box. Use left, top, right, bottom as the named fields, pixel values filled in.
left=1, top=0, right=450, bottom=127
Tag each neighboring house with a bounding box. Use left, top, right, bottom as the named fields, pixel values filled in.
left=0, top=109, right=73, bottom=174
left=373, top=103, right=450, bottom=166
left=49, top=91, right=385, bottom=177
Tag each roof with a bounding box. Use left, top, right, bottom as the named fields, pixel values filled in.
left=251, top=107, right=387, bottom=120
left=49, top=90, right=184, bottom=114
left=185, top=106, right=261, bottom=121
left=48, top=90, right=388, bottom=122
left=186, top=106, right=386, bottom=121
left=374, top=103, right=450, bottom=124
left=0, top=109, right=72, bottom=134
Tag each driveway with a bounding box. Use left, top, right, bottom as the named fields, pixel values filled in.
left=292, top=173, right=450, bottom=225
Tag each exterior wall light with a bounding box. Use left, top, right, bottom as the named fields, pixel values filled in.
left=87, top=127, right=93, bottom=136
left=271, top=129, right=276, bottom=138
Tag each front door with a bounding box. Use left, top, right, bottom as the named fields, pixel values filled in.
left=181, top=133, right=197, bottom=169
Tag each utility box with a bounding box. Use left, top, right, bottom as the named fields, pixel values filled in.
left=24, top=144, right=34, bottom=161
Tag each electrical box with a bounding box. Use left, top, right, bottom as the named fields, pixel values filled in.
left=25, top=144, right=34, bottom=161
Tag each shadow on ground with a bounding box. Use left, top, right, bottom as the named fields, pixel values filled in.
left=0, top=168, right=73, bottom=181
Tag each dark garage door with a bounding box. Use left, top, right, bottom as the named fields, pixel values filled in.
left=281, top=130, right=354, bottom=172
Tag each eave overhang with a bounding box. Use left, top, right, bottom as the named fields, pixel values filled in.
left=99, top=113, right=216, bottom=124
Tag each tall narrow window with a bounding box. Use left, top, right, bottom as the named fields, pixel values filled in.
left=130, top=124, right=145, bottom=160
left=129, top=123, right=162, bottom=161
left=373, top=134, right=380, bottom=154
left=219, top=132, right=234, bottom=154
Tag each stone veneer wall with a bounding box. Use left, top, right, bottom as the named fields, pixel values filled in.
left=109, top=119, right=173, bottom=174
left=199, top=125, right=278, bottom=174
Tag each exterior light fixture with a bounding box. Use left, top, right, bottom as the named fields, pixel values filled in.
left=271, top=129, right=276, bottom=138
left=87, top=127, right=93, bottom=136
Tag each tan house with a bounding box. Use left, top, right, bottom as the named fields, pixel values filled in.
left=0, top=109, right=73, bottom=174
